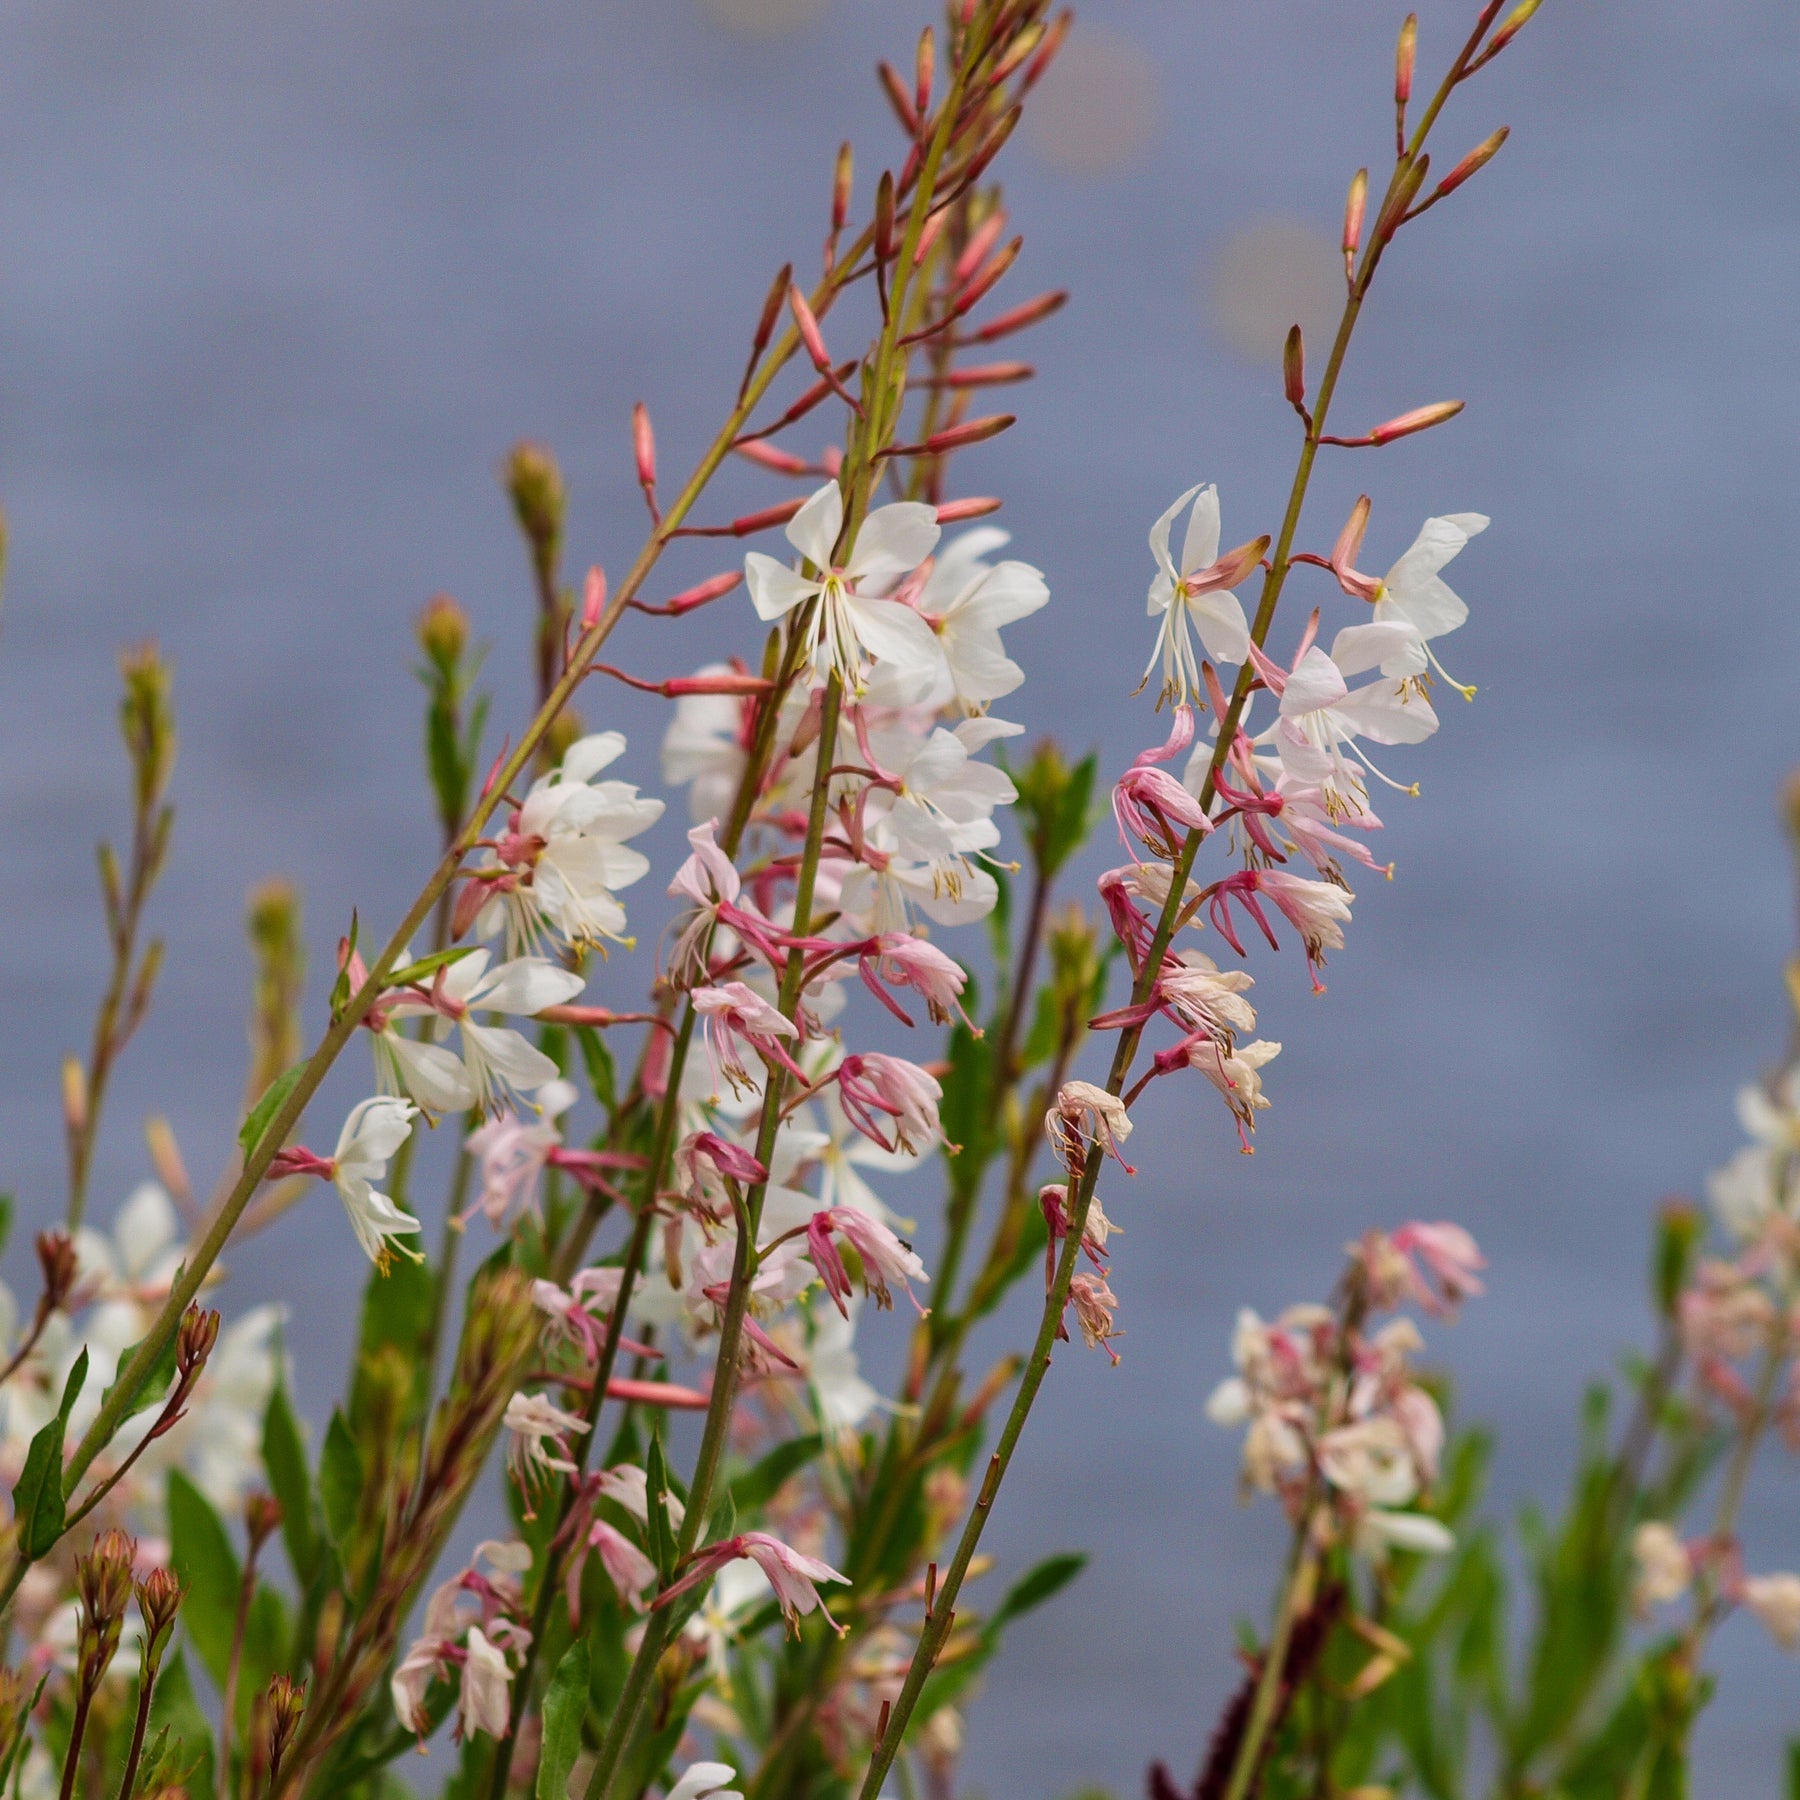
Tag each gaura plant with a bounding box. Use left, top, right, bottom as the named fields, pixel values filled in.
left=11, top=5, right=1783, bottom=1800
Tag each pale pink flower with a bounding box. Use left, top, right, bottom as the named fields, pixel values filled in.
left=835, top=1053, right=943, bottom=1155
left=1067, top=1272, right=1122, bottom=1364
left=655, top=1530, right=850, bottom=1635
left=1046, top=1081, right=1135, bottom=1176
left=458, top=1626, right=514, bottom=1740
left=461, top=1080, right=576, bottom=1228
left=692, top=982, right=806, bottom=1093
left=588, top=1521, right=657, bottom=1612
left=861, top=933, right=973, bottom=1028
left=1632, top=1522, right=1693, bottom=1610
left=503, top=1392, right=590, bottom=1512
left=1742, top=1572, right=1800, bottom=1650
left=806, top=1207, right=929, bottom=1316
left=1391, top=1222, right=1487, bottom=1317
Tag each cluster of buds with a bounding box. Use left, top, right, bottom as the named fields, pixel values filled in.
left=74, top=1529, right=137, bottom=1701
left=1205, top=1226, right=1482, bottom=1562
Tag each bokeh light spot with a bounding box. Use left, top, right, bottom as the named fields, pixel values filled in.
left=699, top=0, right=831, bottom=40
left=1207, top=219, right=1342, bottom=369
left=1023, top=30, right=1159, bottom=176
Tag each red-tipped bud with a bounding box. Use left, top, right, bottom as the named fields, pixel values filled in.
left=655, top=571, right=742, bottom=616
left=1021, top=9, right=1074, bottom=91
left=1343, top=167, right=1368, bottom=269
left=734, top=439, right=813, bottom=477
left=954, top=235, right=1023, bottom=318
left=956, top=103, right=1021, bottom=192
left=580, top=566, right=607, bottom=632
left=1375, top=153, right=1431, bottom=242
left=1282, top=325, right=1305, bottom=410
left=952, top=208, right=1009, bottom=288
left=831, top=140, right=853, bottom=233
left=177, top=1304, right=221, bottom=1377
left=912, top=206, right=949, bottom=268
left=631, top=403, right=656, bottom=493
left=922, top=361, right=1034, bottom=390
left=725, top=497, right=807, bottom=537
left=935, top=496, right=1003, bottom=523
left=135, top=1566, right=184, bottom=1652
left=900, top=413, right=1015, bottom=458
left=1395, top=13, right=1417, bottom=105
left=749, top=263, right=789, bottom=368
left=1369, top=399, right=1464, bottom=444
left=965, top=288, right=1066, bottom=345
left=875, top=172, right=896, bottom=262
left=1485, top=0, right=1544, bottom=57
left=878, top=61, right=920, bottom=136
left=1433, top=125, right=1510, bottom=200
left=788, top=283, right=832, bottom=373
left=36, top=1231, right=78, bottom=1311
left=1331, top=495, right=1374, bottom=580
left=914, top=26, right=935, bottom=118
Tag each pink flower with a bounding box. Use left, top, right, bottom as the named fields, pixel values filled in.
left=667, top=820, right=788, bottom=982
left=835, top=1053, right=943, bottom=1154
left=462, top=1082, right=575, bottom=1227
left=655, top=1531, right=850, bottom=1635
left=1113, top=764, right=1213, bottom=862
left=806, top=1207, right=930, bottom=1316
left=588, top=1521, right=657, bottom=1613
left=860, top=933, right=973, bottom=1028
left=691, top=982, right=807, bottom=1093
left=1046, top=1081, right=1135, bottom=1176
left=1067, top=1273, right=1122, bottom=1364
left=503, top=1392, right=590, bottom=1513
left=1390, top=1222, right=1486, bottom=1317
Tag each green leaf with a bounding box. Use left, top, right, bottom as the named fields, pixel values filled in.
left=167, top=1469, right=240, bottom=1691
left=645, top=1434, right=677, bottom=1582
left=239, top=1061, right=305, bottom=1155
left=939, top=1023, right=996, bottom=1192
left=536, top=1639, right=590, bottom=1800
left=147, top=1651, right=214, bottom=1800
left=726, top=1434, right=822, bottom=1517
left=262, top=1378, right=321, bottom=1587
left=989, top=1551, right=1087, bottom=1634
left=574, top=1026, right=617, bottom=1115
left=99, top=1312, right=182, bottom=1430
left=319, top=1410, right=364, bottom=1552
left=386, top=945, right=481, bottom=990
left=0, top=1675, right=46, bottom=1800
left=0, top=1195, right=14, bottom=1263
left=14, top=1349, right=86, bottom=1557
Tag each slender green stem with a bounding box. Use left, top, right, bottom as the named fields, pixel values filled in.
left=116, top=1651, right=161, bottom=1800
left=1223, top=1523, right=1316, bottom=1800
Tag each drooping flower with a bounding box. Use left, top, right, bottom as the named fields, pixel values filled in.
left=1631, top=1522, right=1693, bottom=1610
left=1046, top=1081, right=1135, bottom=1176
left=744, top=482, right=947, bottom=701
left=458, top=1626, right=514, bottom=1740
left=655, top=1531, right=851, bottom=1636
left=1067, top=1272, right=1122, bottom=1364
left=691, top=982, right=807, bottom=1094
left=834, top=1054, right=943, bottom=1156
left=503, top=1391, right=590, bottom=1512
left=805, top=1207, right=929, bottom=1316
left=1742, top=1572, right=1800, bottom=1650
left=266, top=1098, right=424, bottom=1270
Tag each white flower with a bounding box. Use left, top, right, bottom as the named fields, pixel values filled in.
left=744, top=482, right=947, bottom=701
left=1358, top=1509, right=1455, bottom=1559
left=503, top=1391, right=590, bottom=1508
left=390, top=950, right=585, bottom=1114
left=1743, top=1572, right=1800, bottom=1650
left=667, top=1763, right=744, bottom=1800
left=331, top=1098, right=423, bottom=1268
left=904, top=527, right=1049, bottom=713
left=661, top=674, right=754, bottom=824
left=862, top=720, right=1019, bottom=864
left=1632, top=1522, right=1693, bottom=1609
left=1369, top=512, right=1487, bottom=696
left=477, top=732, right=664, bottom=954
left=458, top=1626, right=514, bottom=1740
left=1143, top=483, right=1254, bottom=704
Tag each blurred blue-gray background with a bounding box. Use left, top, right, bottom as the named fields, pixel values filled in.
left=0, top=0, right=1794, bottom=1791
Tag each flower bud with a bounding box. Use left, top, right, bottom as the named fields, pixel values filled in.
left=416, top=592, right=470, bottom=672
left=1484, top=0, right=1544, bottom=57
left=504, top=441, right=565, bottom=581
left=61, top=1054, right=88, bottom=1141
left=1394, top=12, right=1417, bottom=106
left=544, top=707, right=585, bottom=769
left=118, top=642, right=177, bottom=816
left=913, top=26, right=934, bottom=118
left=631, top=402, right=657, bottom=497
left=1343, top=167, right=1369, bottom=271
left=77, top=1530, right=137, bottom=1658
left=1432, top=126, right=1509, bottom=202
left=177, top=1304, right=221, bottom=1378
left=1368, top=399, right=1464, bottom=444
left=1283, top=325, right=1305, bottom=410
left=830, top=140, right=853, bottom=234
left=135, top=1562, right=184, bottom=1656
left=247, top=878, right=305, bottom=1104
left=35, top=1231, right=77, bottom=1313
left=1654, top=1200, right=1704, bottom=1321
left=262, top=1675, right=307, bottom=1785
left=245, top=1491, right=283, bottom=1556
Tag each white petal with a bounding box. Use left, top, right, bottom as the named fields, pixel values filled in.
left=463, top=1022, right=563, bottom=1092
left=785, top=481, right=844, bottom=569
left=1179, top=483, right=1222, bottom=576
left=1189, top=589, right=1250, bottom=664
left=844, top=598, right=949, bottom=703
left=471, top=958, right=587, bottom=1016
left=1330, top=620, right=1424, bottom=679
left=1281, top=646, right=1350, bottom=717
left=744, top=553, right=819, bottom=623
left=1148, top=484, right=1202, bottom=586
left=849, top=502, right=940, bottom=589
left=558, top=731, right=627, bottom=783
